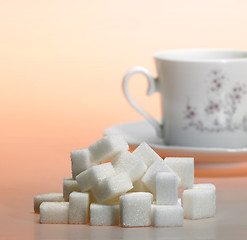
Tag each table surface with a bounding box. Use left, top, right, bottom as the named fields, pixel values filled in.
left=1, top=177, right=247, bottom=240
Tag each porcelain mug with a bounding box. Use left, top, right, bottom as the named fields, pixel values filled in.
left=123, top=49, right=247, bottom=148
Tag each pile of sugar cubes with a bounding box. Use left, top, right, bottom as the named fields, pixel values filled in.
left=34, top=135, right=216, bottom=227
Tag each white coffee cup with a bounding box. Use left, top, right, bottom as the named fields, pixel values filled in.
left=123, top=49, right=247, bottom=148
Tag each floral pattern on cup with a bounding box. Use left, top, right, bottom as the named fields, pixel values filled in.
left=184, top=69, right=247, bottom=132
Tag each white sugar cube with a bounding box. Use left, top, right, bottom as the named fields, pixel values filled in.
left=156, top=172, right=178, bottom=205
left=183, top=185, right=216, bottom=219
left=63, top=178, right=81, bottom=202
left=111, top=151, right=147, bottom=182
left=151, top=199, right=181, bottom=224
left=76, top=162, right=115, bottom=192
left=34, top=193, right=64, bottom=213
left=88, top=135, right=129, bottom=163
left=40, top=202, right=69, bottom=224
left=71, top=149, right=91, bottom=179
left=69, top=192, right=89, bottom=224
left=152, top=199, right=181, bottom=207
left=120, top=192, right=153, bottom=227
left=153, top=205, right=184, bottom=227
left=92, top=173, right=133, bottom=203
left=142, top=160, right=174, bottom=195
left=129, top=179, right=149, bottom=192
left=90, top=203, right=120, bottom=226
left=192, top=183, right=216, bottom=191
left=132, top=142, right=162, bottom=167
left=165, top=157, right=194, bottom=188
left=88, top=190, right=97, bottom=203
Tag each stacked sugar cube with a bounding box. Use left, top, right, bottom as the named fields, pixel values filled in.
left=34, top=135, right=216, bottom=227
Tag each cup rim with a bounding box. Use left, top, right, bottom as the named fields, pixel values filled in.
left=154, top=48, right=247, bottom=63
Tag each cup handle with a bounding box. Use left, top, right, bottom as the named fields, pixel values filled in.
left=122, top=66, right=163, bottom=138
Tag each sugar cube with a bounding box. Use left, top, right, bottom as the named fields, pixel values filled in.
left=151, top=200, right=181, bottom=225
left=129, top=179, right=149, bottom=192
left=76, top=162, right=115, bottom=192
left=69, top=192, right=89, bottom=224
left=165, top=157, right=194, bottom=188
left=183, top=185, right=216, bottom=219
left=142, top=159, right=174, bottom=195
left=90, top=203, right=120, bottom=226
left=153, top=205, right=184, bottom=227
left=132, top=142, right=162, bottom=167
left=40, top=202, right=69, bottom=224
left=35, top=133, right=217, bottom=227
left=63, top=177, right=81, bottom=202
left=120, top=192, right=153, bottom=227
left=88, top=190, right=97, bottom=203
left=111, top=151, right=147, bottom=182
left=34, top=193, right=64, bottom=213
left=92, top=172, right=133, bottom=203
left=88, top=135, right=129, bottom=163
left=71, top=149, right=91, bottom=179
left=156, top=172, right=178, bottom=205
left=192, top=183, right=216, bottom=190
left=152, top=199, right=181, bottom=207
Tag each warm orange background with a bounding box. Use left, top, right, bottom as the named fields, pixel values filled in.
left=1, top=0, right=247, bottom=215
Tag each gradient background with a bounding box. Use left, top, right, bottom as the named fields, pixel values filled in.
left=1, top=1, right=247, bottom=237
